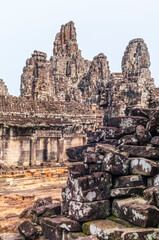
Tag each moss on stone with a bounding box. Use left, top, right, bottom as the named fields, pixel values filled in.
left=82, top=220, right=104, bottom=235
left=82, top=221, right=92, bottom=235
left=70, top=232, right=87, bottom=239
left=108, top=216, right=135, bottom=228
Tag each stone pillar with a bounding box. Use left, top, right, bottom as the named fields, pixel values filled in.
left=57, top=138, right=65, bottom=163
left=30, top=136, right=37, bottom=166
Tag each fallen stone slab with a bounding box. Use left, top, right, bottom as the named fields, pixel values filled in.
left=118, top=135, right=138, bottom=147
left=144, top=186, right=159, bottom=207
left=20, top=206, right=33, bottom=219
left=18, top=220, right=38, bottom=240
left=147, top=174, right=159, bottom=187
left=151, top=136, right=159, bottom=146
left=86, top=163, right=102, bottom=174
left=88, top=130, right=118, bottom=144
left=121, top=145, right=159, bottom=159
left=113, top=175, right=145, bottom=188
left=33, top=197, right=52, bottom=208
left=69, top=200, right=110, bottom=222
left=95, top=143, right=120, bottom=155
left=41, top=217, right=82, bottom=240
left=112, top=198, right=159, bottom=227
left=136, top=125, right=151, bottom=145
left=0, top=233, right=24, bottom=240
left=146, top=109, right=159, bottom=131
left=121, top=228, right=159, bottom=240
left=128, top=107, right=151, bottom=118
left=111, top=186, right=145, bottom=198
left=99, top=146, right=129, bottom=175
left=82, top=219, right=125, bottom=240
left=67, top=172, right=112, bottom=202
left=130, top=157, right=159, bottom=176
left=67, top=232, right=88, bottom=239
left=88, top=127, right=125, bottom=142
left=69, top=163, right=86, bottom=176
left=76, top=235, right=99, bottom=240
left=31, top=203, right=61, bottom=223
left=66, top=145, right=94, bottom=162
left=107, top=116, right=148, bottom=128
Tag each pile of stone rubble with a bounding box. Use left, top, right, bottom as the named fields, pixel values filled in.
left=3, top=107, right=159, bottom=240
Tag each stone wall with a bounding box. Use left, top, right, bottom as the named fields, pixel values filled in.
left=0, top=95, right=104, bottom=167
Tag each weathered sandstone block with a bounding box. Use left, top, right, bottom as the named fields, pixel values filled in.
left=107, top=116, right=148, bottom=128
left=111, top=186, right=145, bottom=198
left=118, top=135, right=138, bottom=147
left=136, top=125, right=151, bottom=145
left=113, top=175, right=145, bottom=188
left=144, top=186, right=159, bottom=207
left=69, top=200, right=110, bottom=222
left=122, top=145, right=159, bottom=159
left=67, top=171, right=112, bottom=202
left=18, top=220, right=38, bottom=240
left=112, top=198, right=159, bottom=227
left=41, top=217, right=81, bottom=240
left=130, top=157, right=159, bottom=176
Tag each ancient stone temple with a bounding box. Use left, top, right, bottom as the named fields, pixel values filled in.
left=1, top=20, right=159, bottom=240
left=1, top=20, right=159, bottom=169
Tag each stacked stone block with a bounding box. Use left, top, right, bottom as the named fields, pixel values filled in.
left=17, top=107, right=159, bottom=239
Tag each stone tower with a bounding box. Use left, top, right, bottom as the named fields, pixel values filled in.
left=21, top=51, right=54, bottom=101
left=0, top=79, right=8, bottom=96
left=51, top=21, right=91, bottom=102
left=106, top=38, right=155, bottom=116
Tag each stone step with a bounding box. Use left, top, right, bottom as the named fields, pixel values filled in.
left=121, top=145, right=159, bottom=159
left=112, top=198, right=159, bottom=227
left=113, top=175, right=146, bottom=188
left=130, top=157, right=159, bottom=176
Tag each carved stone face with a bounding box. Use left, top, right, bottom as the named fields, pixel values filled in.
left=122, top=38, right=151, bottom=79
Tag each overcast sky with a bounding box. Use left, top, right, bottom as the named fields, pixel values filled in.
left=0, top=0, right=159, bottom=96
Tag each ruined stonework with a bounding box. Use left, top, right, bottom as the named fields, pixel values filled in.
left=1, top=20, right=159, bottom=169
left=0, top=79, right=8, bottom=96
left=21, top=21, right=110, bottom=106
left=18, top=107, right=159, bottom=240
left=21, top=51, right=54, bottom=101
left=0, top=95, right=104, bottom=167
left=106, top=39, right=156, bottom=116
left=20, top=22, right=159, bottom=116
left=78, top=53, right=110, bottom=106
left=122, top=38, right=151, bottom=79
